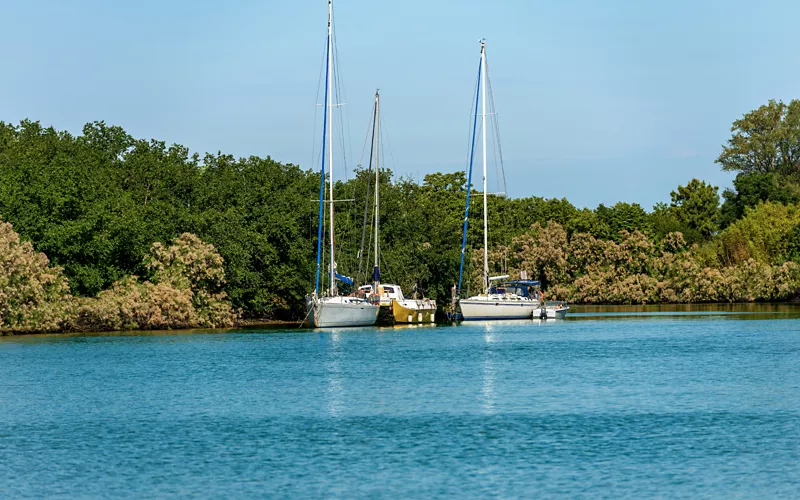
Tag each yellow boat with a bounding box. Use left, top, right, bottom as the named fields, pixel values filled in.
left=392, top=297, right=436, bottom=324
left=359, top=284, right=437, bottom=324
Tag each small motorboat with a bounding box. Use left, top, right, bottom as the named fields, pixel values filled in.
left=533, top=301, right=570, bottom=320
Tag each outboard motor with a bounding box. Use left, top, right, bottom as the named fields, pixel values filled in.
left=538, top=307, right=548, bottom=320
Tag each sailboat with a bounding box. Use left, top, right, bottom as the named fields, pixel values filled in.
left=356, top=91, right=437, bottom=324
left=457, top=41, right=539, bottom=321
left=305, top=0, right=379, bottom=328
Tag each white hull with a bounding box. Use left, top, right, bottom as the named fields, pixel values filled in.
left=460, top=297, right=539, bottom=321
left=307, top=296, right=379, bottom=328
left=395, top=299, right=437, bottom=312
left=534, top=306, right=570, bottom=320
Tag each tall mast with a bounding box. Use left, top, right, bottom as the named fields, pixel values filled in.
left=327, top=0, right=336, bottom=296
left=357, top=97, right=377, bottom=286
left=314, top=0, right=332, bottom=297
left=481, top=40, right=489, bottom=294
left=373, top=90, right=380, bottom=290
left=456, top=41, right=483, bottom=297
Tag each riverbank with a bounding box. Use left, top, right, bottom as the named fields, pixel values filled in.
left=0, top=318, right=301, bottom=337
left=5, top=303, right=800, bottom=337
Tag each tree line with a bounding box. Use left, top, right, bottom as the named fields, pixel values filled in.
left=1, top=98, right=799, bottom=332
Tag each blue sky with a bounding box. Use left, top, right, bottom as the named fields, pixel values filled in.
left=2, top=0, right=799, bottom=209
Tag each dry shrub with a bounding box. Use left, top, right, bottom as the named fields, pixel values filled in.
left=509, top=224, right=800, bottom=304
left=0, top=220, right=72, bottom=333
left=74, top=233, right=237, bottom=331
left=74, top=277, right=195, bottom=331
left=517, top=222, right=570, bottom=287
left=147, top=233, right=226, bottom=291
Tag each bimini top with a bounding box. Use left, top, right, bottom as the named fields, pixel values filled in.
left=502, top=280, right=541, bottom=287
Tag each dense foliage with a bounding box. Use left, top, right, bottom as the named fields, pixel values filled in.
left=472, top=214, right=800, bottom=305
left=73, top=233, right=237, bottom=331
left=0, top=220, right=236, bottom=333
left=1, top=98, right=800, bottom=332
left=718, top=99, right=800, bottom=226
left=0, top=220, right=71, bottom=332
left=0, top=121, right=315, bottom=320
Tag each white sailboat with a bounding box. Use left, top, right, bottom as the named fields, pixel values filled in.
left=457, top=41, right=539, bottom=321
left=356, top=90, right=437, bottom=324
left=306, top=0, right=379, bottom=328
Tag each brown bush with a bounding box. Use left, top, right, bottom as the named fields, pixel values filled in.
left=73, top=277, right=195, bottom=331
left=73, top=233, right=237, bottom=331
left=0, top=220, right=72, bottom=333
left=507, top=224, right=800, bottom=304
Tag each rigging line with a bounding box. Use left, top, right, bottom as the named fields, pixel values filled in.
left=310, top=33, right=328, bottom=185
left=365, top=197, right=374, bottom=285
left=357, top=97, right=377, bottom=287
left=457, top=62, right=482, bottom=291
left=380, top=249, right=393, bottom=285
left=483, top=52, right=498, bottom=196
left=378, top=108, right=399, bottom=181
left=299, top=304, right=314, bottom=328
left=329, top=12, right=358, bottom=274
left=486, top=69, right=502, bottom=197
left=314, top=29, right=332, bottom=296
left=463, top=67, right=481, bottom=185
left=355, top=102, right=374, bottom=169
left=485, top=56, right=508, bottom=197
left=353, top=97, right=375, bottom=284
left=457, top=51, right=483, bottom=296
left=330, top=9, right=353, bottom=185
left=485, top=55, right=511, bottom=273
left=335, top=88, right=356, bottom=277
left=331, top=32, right=347, bottom=182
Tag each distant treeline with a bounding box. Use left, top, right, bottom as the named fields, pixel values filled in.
left=1, top=99, right=799, bottom=332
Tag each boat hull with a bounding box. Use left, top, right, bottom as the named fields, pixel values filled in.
left=307, top=296, right=380, bottom=328
left=392, top=299, right=437, bottom=324
left=459, top=298, right=538, bottom=321
left=534, top=306, right=570, bottom=320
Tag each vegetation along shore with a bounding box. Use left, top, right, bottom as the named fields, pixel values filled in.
left=1, top=98, right=800, bottom=334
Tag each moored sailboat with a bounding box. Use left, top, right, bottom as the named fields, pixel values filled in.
left=356, top=90, right=437, bottom=325
left=306, top=0, right=379, bottom=328
left=358, top=283, right=437, bottom=324
left=392, top=294, right=437, bottom=324
left=456, top=41, right=539, bottom=321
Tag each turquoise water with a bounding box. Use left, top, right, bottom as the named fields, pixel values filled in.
left=2, top=308, right=800, bottom=498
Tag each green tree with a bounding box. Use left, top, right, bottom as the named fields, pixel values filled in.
left=670, top=179, right=719, bottom=239
left=565, top=208, right=609, bottom=237
left=720, top=172, right=800, bottom=227
left=717, top=99, right=800, bottom=175
left=649, top=202, right=698, bottom=243
left=716, top=202, right=800, bottom=266
left=596, top=202, right=651, bottom=239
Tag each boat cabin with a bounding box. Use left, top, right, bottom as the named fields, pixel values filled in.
left=489, top=280, right=541, bottom=300
left=357, top=284, right=405, bottom=306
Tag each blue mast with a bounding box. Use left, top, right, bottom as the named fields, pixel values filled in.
left=314, top=33, right=331, bottom=295
left=457, top=53, right=483, bottom=296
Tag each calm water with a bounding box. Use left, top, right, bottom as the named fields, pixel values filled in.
left=2, top=306, right=800, bottom=498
